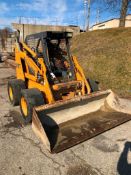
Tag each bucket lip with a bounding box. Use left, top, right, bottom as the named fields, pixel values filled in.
left=35, top=89, right=111, bottom=112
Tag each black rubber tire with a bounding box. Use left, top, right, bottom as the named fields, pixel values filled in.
left=87, top=78, right=99, bottom=92
left=0, top=55, right=2, bottom=63
left=8, top=79, right=26, bottom=106
left=20, top=88, right=45, bottom=124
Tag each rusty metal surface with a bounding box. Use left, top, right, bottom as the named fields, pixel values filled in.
left=52, top=80, right=81, bottom=90
left=32, top=90, right=114, bottom=153
left=51, top=111, right=131, bottom=153
left=34, top=109, right=131, bottom=153
left=35, top=90, right=111, bottom=112
left=32, top=90, right=131, bottom=153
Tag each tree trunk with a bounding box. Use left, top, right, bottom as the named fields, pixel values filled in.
left=119, top=0, right=129, bottom=27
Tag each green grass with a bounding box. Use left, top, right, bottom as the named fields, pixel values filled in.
left=71, top=28, right=131, bottom=97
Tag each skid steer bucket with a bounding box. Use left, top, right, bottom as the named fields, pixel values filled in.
left=32, top=90, right=131, bottom=153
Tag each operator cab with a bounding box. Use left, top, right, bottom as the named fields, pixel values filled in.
left=25, top=31, right=75, bottom=84
left=47, top=38, right=72, bottom=81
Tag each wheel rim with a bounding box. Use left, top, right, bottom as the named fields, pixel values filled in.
left=9, top=87, right=13, bottom=101
left=21, top=97, right=28, bottom=117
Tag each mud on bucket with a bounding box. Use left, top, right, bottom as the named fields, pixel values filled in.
left=32, top=90, right=131, bottom=153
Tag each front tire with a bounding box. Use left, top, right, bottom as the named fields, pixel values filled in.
left=87, top=78, right=99, bottom=92
left=20, top=89, right=45, bottom=124
left=8, top=79, right=26, bottom=106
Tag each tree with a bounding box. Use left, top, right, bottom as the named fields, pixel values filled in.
left=119, top=0, right=129, bottom=27
left=0, top=27, right=12, bottom=51
left=104, top=0, right=130, bottom=27
left=85, top=0, right=131, bottom=30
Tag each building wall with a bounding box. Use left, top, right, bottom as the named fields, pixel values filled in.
left=126, top=15, right=131, bottom=20
left=12, top=23, right=80, bottom=41
left=125, top=15, right=131, bottom=27
left=90, top=15, right=131, bottom=31
left=91, top=19, right=120, bottom=30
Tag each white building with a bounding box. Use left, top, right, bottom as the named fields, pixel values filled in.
left=90, top=14, right=131, bottom=31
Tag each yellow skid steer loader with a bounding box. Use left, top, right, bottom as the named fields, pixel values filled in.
left=8, top=31, right=131, bottom=153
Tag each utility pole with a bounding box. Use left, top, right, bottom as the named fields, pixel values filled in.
left=19, top=16, right=22, bottom=24
left=96, top=9, right=100, bottom=24
left=76, top=15, right=79, bottom=26
left=84, top=0, right=91, bottom=31
left=84, top=0, right=87, bottom=31
left=26, top=17, right=29, bottom=24
left=34, top=18, right=37, bottom=25
left=86, top=0, right=91, bottom=31
left=55, top=18, right=58, bottom=25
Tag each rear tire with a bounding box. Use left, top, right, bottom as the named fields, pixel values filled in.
left=8, top=79, right=26, bottom=106
left=20, top=89, right=45, bottom=124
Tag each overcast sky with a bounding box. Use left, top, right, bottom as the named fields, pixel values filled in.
left=0, top=0, right=122, bottom=29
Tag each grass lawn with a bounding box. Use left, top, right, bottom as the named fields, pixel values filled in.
left=71, top=28, right=131, bottom=97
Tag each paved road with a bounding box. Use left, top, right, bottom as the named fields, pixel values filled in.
left=0, top=62, right=131, bottom=175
